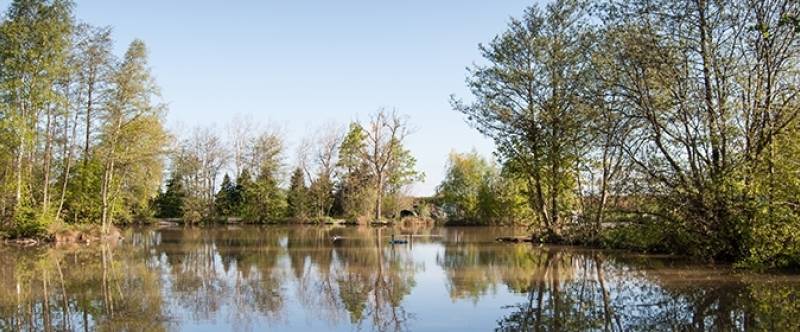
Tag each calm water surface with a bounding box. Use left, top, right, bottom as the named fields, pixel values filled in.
left=1, top=225, right=799, bottom=331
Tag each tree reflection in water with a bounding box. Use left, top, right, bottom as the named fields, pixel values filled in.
left=153, top=225, right=419, bottom=331
left=0, top=235, right=169, bottom=331
left=1, top=226, right=799, bottom=331
left=488, top=249, right=800, bottom=331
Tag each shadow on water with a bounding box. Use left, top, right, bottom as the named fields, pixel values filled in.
left=1, top=225, right=799, bottom=331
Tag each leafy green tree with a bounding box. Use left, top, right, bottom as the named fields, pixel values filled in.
left=243, top=165, right=286, bottom=222
left=237, top=135, right=285, bottom=223
left=437, top=151, right=495, bottom=222
left=597, top=0, right=800, bottom=263
left=286, top=167, right=308, bottom=219
left=452, top=0, right=594, bottom=236
left=334, top=122, right=373, bottom=219
left=436, top=151, right=531, bottom=225
left=98, top=39, right=167, bottom=230
left=0, top=0, right=74, bottom=223
left=61, top=157, right=104, bottom=223
left=385, top=138, right=424, bottom=198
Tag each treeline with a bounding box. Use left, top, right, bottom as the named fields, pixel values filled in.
left=152, top=109, right=424, bottom=224
left=0, top=0, right=168, bottom=237
left=0, top=0, right=426, bottom=236
left=449, top=0, right=800, bottom=267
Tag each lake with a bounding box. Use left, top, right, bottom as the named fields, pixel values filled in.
left=1, top=225, right=799, bottom=331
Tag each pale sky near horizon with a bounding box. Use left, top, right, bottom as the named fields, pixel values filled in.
left=6, top=0, right=540, bottom=195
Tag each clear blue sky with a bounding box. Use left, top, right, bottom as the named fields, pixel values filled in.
left=22, top=0, right=540, bottom=195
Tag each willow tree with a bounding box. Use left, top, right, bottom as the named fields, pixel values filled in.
left=453, top=0, right=595, bottom=237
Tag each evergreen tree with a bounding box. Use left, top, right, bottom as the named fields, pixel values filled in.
left=286, top=167, right=308, bottom=219
left=232, top=169, right=252, bottom=216
left=154, top=174, right=185, bottom=218
left=242, top=165, right=285, bottom=222
left=214, top=173, right=236, bottom=217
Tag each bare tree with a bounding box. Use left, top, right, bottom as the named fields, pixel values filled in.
left=307, top=123, right=344, bottom=217
left=363, top=109, right=409, bottom=220
left=174, top=126, right=230, bottom=219
left=227, top=114, right=258, bottom=177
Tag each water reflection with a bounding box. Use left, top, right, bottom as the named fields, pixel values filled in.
left=0, top=240, right=169, bottom=331
left=1, top=226, right=799, bottom=331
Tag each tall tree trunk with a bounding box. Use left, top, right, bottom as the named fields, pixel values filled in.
left=596, top=145, right=611, bottom=237
left=84, top=82, right=94, bottom=163
left=375, top=174, right=383, bottom=220
left=101, top=158, right=115, bottom=234
left=56, top=109, right=80, bottom=221
left=15, top=101, right=26, bottom=208
left=43, top=107, right=54, bottom=214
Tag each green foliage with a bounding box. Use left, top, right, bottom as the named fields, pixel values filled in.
left=437, top=151, right=494, bottom=222
left=62, top=158, right=104, bottom=223
left=5, top=205, right=49, bottom=238
left=0, top=1, right=167, bottom=235
left=385, top=139, right=424, bottom=192
left=0, top=0, right=73, bottom=229
left=333, top=122, right=374, bottom=219
left=213, top=174, right=235, bottom=217
left=154, top=174, right=185, bottom=218
left=450, top=0, right=800, bottom=268
left=104, top=113, right=168, bottom=223
left=436, top=151, right=532, bottom=225
left=337, top=122, right=366, bottom=173
left=599, top=222, right=676, bottom=253
left=232, top=169, right=251, bottom=215
left=308, top=176, right=334, bottom=218
left=453, top=0, right=592, bottom=234
left=286, top=168, right=309, bottom=219
left=242, top=165, right=286, bottom=223
left=739, top=125, right=800, bottom=268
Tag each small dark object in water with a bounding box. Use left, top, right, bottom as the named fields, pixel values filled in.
left=496, top=236, right=533, bottom=243
left=389, top=234, right=408, bottom=244
left=331, top=235, right=343, bottom=243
